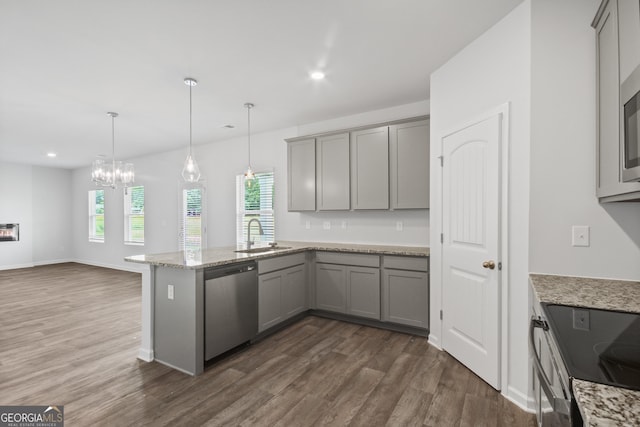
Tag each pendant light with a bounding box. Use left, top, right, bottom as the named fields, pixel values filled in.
left=244, top=102, right=255, bottom=182
left=182, top=78, right=201, bottom=182
left=91, top=112, right=135, bottom=191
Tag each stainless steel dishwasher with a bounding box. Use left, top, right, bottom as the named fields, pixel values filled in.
left=204, top=261, right=258, bottom=361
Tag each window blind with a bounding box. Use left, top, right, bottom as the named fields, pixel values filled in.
left=88, top=189, right=105, bottom=242
left=124, top=186, right=144, bottom=245
left=179, top=185, right=206, bottom=252
left=236, top=172, right=275, bottom=246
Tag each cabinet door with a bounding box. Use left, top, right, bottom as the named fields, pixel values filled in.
left=595, top=0, right=640, bottom=199
left=283, top=264, right=307, bottom=318
left=287, top=139, right=316, bottom=211
left=317, top=133, right=350, bottom=210
left=350, top=126, right=389, bottom=209
left=258, top=270, right=284, bottom=332
left=389, top=120, right=430, bottom=209
left=346, top=266, right=380, bottom=319
left=618, top=0, right=640, bottom=83
left=382, top=269, right=428, bottom=329
left=315, top=263, right=347, bottom=313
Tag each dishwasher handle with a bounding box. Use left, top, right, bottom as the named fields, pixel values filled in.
left=205, top=262, right=256, bottom=280
left=529, top=316, right=571, bottom=416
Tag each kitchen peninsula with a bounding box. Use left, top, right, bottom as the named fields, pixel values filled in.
left=126, top=241, right=429, bottom=375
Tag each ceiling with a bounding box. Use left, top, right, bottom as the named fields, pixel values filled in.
left=0, top=0, right=523, bottom=169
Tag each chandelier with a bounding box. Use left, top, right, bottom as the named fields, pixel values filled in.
left=91, top=112, right=135, bottom=191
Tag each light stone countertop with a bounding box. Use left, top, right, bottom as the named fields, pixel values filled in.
left=529, top=274, right=640, bottom=427
left=529, top=274, right=640, bottom=314
left=124, top=240, right=429, bottom=269
left=573, top=380, right=640, bottom=427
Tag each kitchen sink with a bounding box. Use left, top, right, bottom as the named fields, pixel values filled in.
left=234, top=246, right=292, bottom=254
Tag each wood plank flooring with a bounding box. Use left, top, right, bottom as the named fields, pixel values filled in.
left=0, top=263, right=536, bottom=426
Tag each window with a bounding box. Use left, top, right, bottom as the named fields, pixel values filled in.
left=179, top=185, right=206, bottom=252
left=124, top=186, right=144, bottom=245
left=236, top=172, right=275, bottom=246
left=88, top=189, right=105, bottom=242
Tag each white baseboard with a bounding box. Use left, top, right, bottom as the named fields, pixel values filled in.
left=137, top=348, right=154, bottom=362
left=427, top=334, right=442, bottom=350
left=0, top=262, right=34, bottom=271
left=33, top=258, right=74, bottom=266
left=73, top=258, right=144, bottom=274
left=504, top=385, right=535, bottom=413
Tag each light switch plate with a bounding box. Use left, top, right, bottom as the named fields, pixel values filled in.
left=168, top=284, right=174, bottom=300
left=305, top=220, right=311, bottom=230
left=396, top=221, right=403, bottom=231
left=341, top=221, right=347, bottom=230
left=572, top=225, right=590, bottom=247
left=323, top=221, right=331, bottom=230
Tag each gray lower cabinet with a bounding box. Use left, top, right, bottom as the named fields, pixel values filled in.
left=381, top=256, right=429, bottom=329
left=258, top=253, right=307, bottom=333
left=315, top=252, right=381, bottom=320
left=316, top=132, right=350, bottom=210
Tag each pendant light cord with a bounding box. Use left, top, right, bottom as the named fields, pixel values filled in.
left=189, top=82, right=193, bottom=156
left=247, top=104, right=251, bottom=166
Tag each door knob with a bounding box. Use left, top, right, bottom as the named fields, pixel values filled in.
left=482, top=261, right=496, bottom=270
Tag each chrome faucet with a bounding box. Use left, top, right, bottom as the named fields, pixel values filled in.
left=246, top=218, right=264, bottom=249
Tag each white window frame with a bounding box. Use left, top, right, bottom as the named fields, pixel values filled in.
left=179, top=182, right=207, bottom=253
left=236, top=171, right=275, bottom=246
left=88, top=189, right=105, bottom=243
left=124, top=185, right=144, bottom=246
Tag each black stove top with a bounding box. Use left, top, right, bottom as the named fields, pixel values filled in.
left=542, top=303, right=640, bottom=391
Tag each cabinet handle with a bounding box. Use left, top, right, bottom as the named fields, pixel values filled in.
left=482, top=260, right=495, bottom=270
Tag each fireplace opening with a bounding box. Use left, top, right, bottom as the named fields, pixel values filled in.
left=0, top=224, right=19, bottom=242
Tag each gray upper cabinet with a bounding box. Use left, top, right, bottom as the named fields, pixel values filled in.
left=316, top=133, right=351, bottom=210
left=617, top=0, right=640, bottom=83
left=593, top=0, right=640, bottom=201
left=350, top=126, right=389, bottom=210
left=287, top=138, right=316, bottom=211
left=389, top=120, right=430, bottom=209
left=285, top=116, right=430, bottom=210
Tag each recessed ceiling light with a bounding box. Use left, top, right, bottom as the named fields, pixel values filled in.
left=310, top=71, right=325, bottom=80
left=46, top=152, right=57, bottom=158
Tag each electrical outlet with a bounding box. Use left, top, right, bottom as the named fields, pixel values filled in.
left=572, top=225, right=590, bottom=247
left=396, top=221, right=403, bottom=231
left=342, top=221, right=347, bottom=230
left=572, top=308, right=589, bottom=331
left=168, top=284, right=174, bottom=300
left=323, top=221, right=331, bottom=230
left=305, top=220, right=311, bottom=230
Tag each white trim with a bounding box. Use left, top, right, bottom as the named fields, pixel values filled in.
left=74, top=258, right=145, bottom=274
left=438, top=102, right=510, bottom=391
left=504, top=385, right=535, bottom=413
left=0, top=262, right=35, bottom=271
left=33, top=258, right=74, bottom=266
left=137, top=348, right=154, bottom=362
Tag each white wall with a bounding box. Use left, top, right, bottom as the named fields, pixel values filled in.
left=0, top=162, right=73, bottom=269
left=429, top=0, right=531, bottom=409
left=529, top=0, right=640, bottom=280
left=71, top=101, right=430, bottom=271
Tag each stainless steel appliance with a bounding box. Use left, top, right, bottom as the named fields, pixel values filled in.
left=204, top=261, right=258, bottom=361
left=530, top=304, right=640, bottom=426
left=622, top=64, right=640, bottom=182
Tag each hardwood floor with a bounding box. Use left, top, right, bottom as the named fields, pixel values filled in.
left=0, top=263, right=536, bottom=426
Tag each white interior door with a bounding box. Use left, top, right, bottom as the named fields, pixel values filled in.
left=441, top=113, right=501, bottom=389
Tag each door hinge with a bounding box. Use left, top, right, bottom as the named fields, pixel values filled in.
left=440, top=233, right=444, bottom=244
left=440, top=310, right=443, bottom=320
left=438, top=155, right=443, bottom=167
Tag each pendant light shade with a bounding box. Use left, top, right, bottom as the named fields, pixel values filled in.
left=91, top=112, right=135, bottom=190
left=182, top=78, right=201, bottom=183
left=244, top=102, right=255, bottom=182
